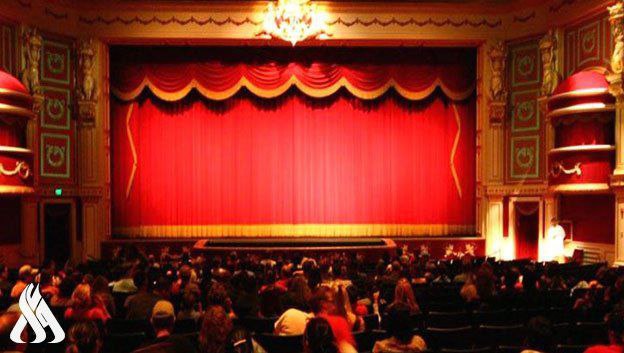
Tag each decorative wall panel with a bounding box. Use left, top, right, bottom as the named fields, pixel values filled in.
left=40, top=132, right=70, bottom=178
left=507, top=38, right=543, bottom=182
left=41, top=86, right=71, bottom=130
left=564, top=13, right=611, bottom=76
left=38, top=34, right=75, bottom=183
left=510, top=135, right=540, bottom=179
left=41, top=38, right=70, bottom=85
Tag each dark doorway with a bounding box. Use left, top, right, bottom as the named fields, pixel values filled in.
left=514, top=201, right=539, bottom=260
left=43, top=203, right=72, bottom=265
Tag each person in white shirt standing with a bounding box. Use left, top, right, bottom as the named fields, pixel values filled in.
left=545, top=218, right=566, bottom=263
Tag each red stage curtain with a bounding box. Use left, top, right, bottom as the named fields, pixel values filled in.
left=110, top=47, right=475, bottom=102
left=514, top=202, right=539, bottom=260
left=111, top=91, right=476, bottom=237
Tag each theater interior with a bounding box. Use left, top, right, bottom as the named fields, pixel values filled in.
left=3, top=0, right=624, bottom=352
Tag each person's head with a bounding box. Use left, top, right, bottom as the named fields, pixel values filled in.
left=71, top=284, right=93, bottom=309
left=226, top=327, right=254, bottom=353
left=525, top=316, right=554, bottom=352
left=59, top=277, right=76, bottom=299
left=91, top=276, right=109, bottom=294
left=151, top=300, right=175, bottom=334
left=550, top=217, right=559, bottom=226
left=303, top=318, right=338, bottom=353
left=280, top=264, right=292, bottom=280
left=606, top=308, right=624, bottom=345
left=207, top=282, right=231, bottom=311
left=200, top=306, right=234, bottom=353
left=259, top=286, right=283, bottom=317
left=133, top=271, right=148, bottom=290
left=309, top=286, right=336, bottom=315
left=179, top=265, right=192, bottom=283
left=18, top=264, right=32, bottom=282
left=386, top=302, right=415, bottom=344
left=394, top=278, right=418, bottom=312
left=288, top=276, right=312, bottom=307
left=65, top=321, right=102, bottom=353
left=181, top=290, right=198, bottom=311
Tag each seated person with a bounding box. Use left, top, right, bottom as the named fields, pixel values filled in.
left=309, top=286, right=356, bottom=353
left=373, top=302, right=426, bottom=353
left=133, top=300, right=197, bottom=353
left=304, top=318, right=339, bottom=353
left=584, top=308, right=624, bottom=353
left=521, top=317, right=554, bottom=353
left=274, top=307, right=313, bottom=336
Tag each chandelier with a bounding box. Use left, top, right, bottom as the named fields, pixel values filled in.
left=258, top=0, right=330, bottom=46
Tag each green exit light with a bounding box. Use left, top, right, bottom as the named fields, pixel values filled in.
left=54, top=188, right=63, bottom=196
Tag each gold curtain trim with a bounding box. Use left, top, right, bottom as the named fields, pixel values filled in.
left=450, top=103, right=462, bottom=198
left=125, top=103, right=137, bottom=199
left=113, top=224, right=476, bottom=238
left=111, top=76, right=475, bottom=102
left=0, top=185, right=34, bottom=195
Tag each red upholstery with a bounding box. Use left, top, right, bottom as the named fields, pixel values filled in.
left=552, top=71, right=608, bottom=96
left=0, top=69, right=28, bottom=94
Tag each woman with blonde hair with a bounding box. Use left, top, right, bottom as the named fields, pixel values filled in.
left=64, top=284, right=110, bottom=324
left=388, top=278, right=420, bottom=314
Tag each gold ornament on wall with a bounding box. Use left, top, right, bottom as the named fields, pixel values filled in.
left=19, top=26, right=42, bottom=96
left=487, top=40, right=508, bottom=125
left=540, top=30, right=560, bottom=97
left=549, top=161, right=582, bottom=178
left=609, top=2, right=624, bottom=75
left=0, top=161, right=31, bottom=180
left=77, top=39, right=99, bottom=126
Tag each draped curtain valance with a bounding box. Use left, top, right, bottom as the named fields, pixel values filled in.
left=110, top=47, right=476, bottom=102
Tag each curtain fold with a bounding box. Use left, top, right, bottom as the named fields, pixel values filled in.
left=110, top=47, right=476, bottom=102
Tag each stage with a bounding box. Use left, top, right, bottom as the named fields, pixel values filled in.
left=100, top=236, right=484, bottom=259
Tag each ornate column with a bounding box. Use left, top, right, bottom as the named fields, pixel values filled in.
left=609, top=2, right=624, bottom=177
left=485, top=192, right=505, bottom=259
left=76, top=38, right=105, bottom=259
left=18, top=25, right=42, bottom=262
left=538, top=29, right=561, bottom=260
left=608, top=2, right=624, bottom=264
left=483, top=40, right=508, bottom=258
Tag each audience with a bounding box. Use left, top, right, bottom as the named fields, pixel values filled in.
left=3, top=245, right=624, bottom=353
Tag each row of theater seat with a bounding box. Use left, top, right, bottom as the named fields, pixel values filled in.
left=94, top=326, right=600, bottom=353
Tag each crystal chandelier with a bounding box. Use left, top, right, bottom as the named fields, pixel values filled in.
left=259, top=0, right=330, bottom=46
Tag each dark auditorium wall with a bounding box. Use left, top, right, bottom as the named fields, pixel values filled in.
left=0, top=198, right=21, bottom=244
left=559, top=194, right=614, bottom=244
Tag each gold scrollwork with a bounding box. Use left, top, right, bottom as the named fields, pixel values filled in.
left=550, top=161, right=582, bottom=178
left=45, top=98, right=65, bottom=121
left=46, top=145, right=66, bottom=167
left=515, top=146, right=535, bottom=169
left=46, top=53, right=64, bottom=74
left=0, top=161, right=31, bottom=180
